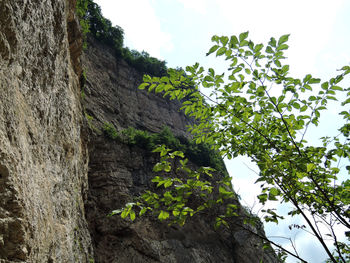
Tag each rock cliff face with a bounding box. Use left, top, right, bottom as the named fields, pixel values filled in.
left=0, top=1, right=279, bottom=262
left=82, top=37, right=192, bottom=138
left=82, top=37, right=279, bottom=263
left=0, top=0, right=92, bottom=262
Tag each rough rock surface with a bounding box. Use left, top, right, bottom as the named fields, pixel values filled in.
left=0, top=0, right=92, bottom=262
left=82, top=37, right=193, bottom=138
left=83, top=37, right=280, bottom=263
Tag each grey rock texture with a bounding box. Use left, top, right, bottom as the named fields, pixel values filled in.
left=0, top=0, right=92, bottom=262
left=82, top=37, right=193, bottom=138
left=82, top=37, right=280, bottom=263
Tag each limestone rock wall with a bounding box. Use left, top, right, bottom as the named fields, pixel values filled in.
left=82, top=37, right=280, bottom=263
left=82, top=37, right=193, bottom=138
left=0, top=0, right=92, bottom=262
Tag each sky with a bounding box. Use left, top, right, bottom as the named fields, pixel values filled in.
left=93, top=1, right=350, bottom=262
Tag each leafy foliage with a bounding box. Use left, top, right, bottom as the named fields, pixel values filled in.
left=76, top=0, right=90, bottom=49
left=110, top=145, right=236, bottom=227
left=135, top=32, right=350, bottom=262
left=122, top=48, right=167, bottom=78
left=85, top=0, right=124, bottom=54
left=102, top=125, right=226, bottom=175
left=102, top=122, right=119, bottom=140
left=77, top=0, right=167, bottom=76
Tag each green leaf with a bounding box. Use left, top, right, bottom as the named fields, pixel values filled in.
left=109, top=209, right=122, bottom=216
left=276, top=44, right=288, bottom=51
left=148, top=84, right=156, bottom=92
left=269, top=37, right=277, bottom=47
left=138, top=83, right=149, bottom=90
left=153, top=163, right=164, bottom=172
left=172, top=151, right=185, bottom=158
left=240, top=40, right=249, bottom=47
left=309, top=96, right=317, bottom=101
left=326, top=96, right=337, bottom=101
left=216, top=47, right=227, bottom=56
left=321, top=82, right=329, bottom=90
left=303, top=74, right=312, bottom=83
left=155, top=83, right=165, bottom=93
left=230, top=35, right=239, bottom=46
left=330, top=86, right=343, bottom=91
left=270, top=187, right=279, bottom=196
left=309, top=78, right=321, bottom=84
left=209, top=68, right=215, bottom=76
left=158, top=210, right=169, bottom=221
left=293, top=102, right=300, bottom=109
left=334, top=75, right=343, bottom=84
left=239, top=31, right=249, bottom=42
left=258, top=193, right=268, bottom=204
left=254, top=44, right=264, bottom=52
left=164, top=180, right=173, bottom=188
left=211, top=35, right=219, bottom=43
left=278, top=34, right=290, bottom=45
left=139, top=207, right=147, bottom=216
left=248, top=41, right=254, bottom=50
left=130, top=210, right=136, bottom=221
left=268, top=187, right=279, bottom=201
left=274, top=60, right=281, bottom=67
left=266, top=46, right=274, bottom=54
left=342, top=98, right=350, bottom=105
left=300, top=105, right=308, bottom=112
left=220, top=36, right=229, bottom=46
left=207, top=45, right=219, bottom=56
left=121, top=209, right=128, bottom=219
left=307, top=163, right=316, bottom=172
left=173, top=210, right=180, bottom=216
left=282, top=65, right=289, bottom=73
left=277, top=95, right=285, bottom=103
left=231, top=57, right=238, bottom=67
left=225, top=49, right=233, bottom=57
left=231, top=67, right=242, bottom=74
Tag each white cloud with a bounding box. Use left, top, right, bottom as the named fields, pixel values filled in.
left=94, top=0, right=173, bottom=59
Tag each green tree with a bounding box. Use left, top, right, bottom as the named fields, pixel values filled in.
left=113, top=32, right=350, bottom=262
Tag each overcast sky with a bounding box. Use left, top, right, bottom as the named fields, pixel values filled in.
left=93, top=1, right=350, bottom=262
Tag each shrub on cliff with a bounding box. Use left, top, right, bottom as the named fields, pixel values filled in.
left=102, top=125, right=226, bottom=175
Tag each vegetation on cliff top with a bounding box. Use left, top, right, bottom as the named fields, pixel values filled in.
left=76, top=0, right=167, bottom=76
